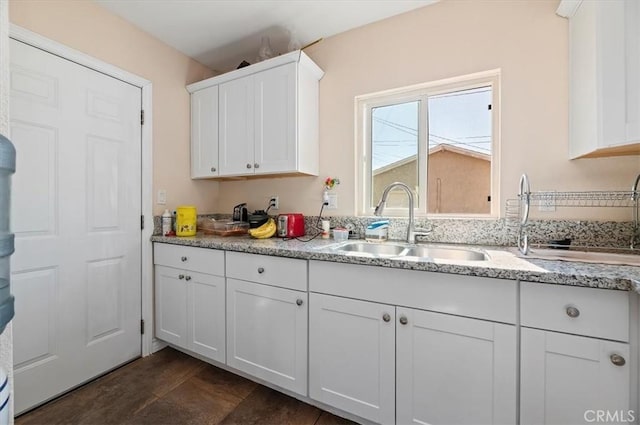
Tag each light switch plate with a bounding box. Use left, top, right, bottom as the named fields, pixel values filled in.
left=157, top=189, right=167, bottom=205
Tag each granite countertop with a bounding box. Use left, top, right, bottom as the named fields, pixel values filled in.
left=151, top=234, right=640, bottom=293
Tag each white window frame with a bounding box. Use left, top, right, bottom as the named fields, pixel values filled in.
left=355, top=70, right=501, bottom=217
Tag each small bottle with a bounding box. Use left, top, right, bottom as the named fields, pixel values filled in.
left=162, top=209, right=171, bottom=236
left=321, top=220, right=330, bottom=239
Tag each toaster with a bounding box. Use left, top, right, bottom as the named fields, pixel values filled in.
left=277, top=214, right=305, bottom=237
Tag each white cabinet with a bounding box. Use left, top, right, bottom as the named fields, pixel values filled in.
left=188, top=50, right=323, bottom=178
left=308, top=261, right=517, bottom=425
left=521, top=328, right=630, bottom=425
left=559, top=0, right=640, bottom=158
left=309, top=294, right=396, bottom=424
left=226, top=253, right=308, bottom=396
left=520, top=282, right=633, bottom=425
left=190, top=85, right=219, bottom=178
left=153, top=244, right=226, bottom=363
left=396, top=308, right=516, bottom=425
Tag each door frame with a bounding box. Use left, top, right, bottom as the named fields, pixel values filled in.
left=9, top=24, right=155, bottom=357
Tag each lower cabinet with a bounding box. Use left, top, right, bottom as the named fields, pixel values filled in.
left=309, top=293, right=517, bottom=425
left=155, top=265, right=226, bottom=362
left=520, top=328, right=630, bottom=425
left=396, top=307, right=516, bottom=425
left=226, top=277, right=308, bottom=396
left=309, top=293, right=396, bottom=424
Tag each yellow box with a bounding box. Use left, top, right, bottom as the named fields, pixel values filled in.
left=176, top=205, right=197, bottom=236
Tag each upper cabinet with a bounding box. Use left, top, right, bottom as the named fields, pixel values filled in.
left=558, top=0, right=640, bottom=158
left=187, top=51, right=324, bottom=178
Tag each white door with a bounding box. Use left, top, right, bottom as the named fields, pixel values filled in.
left=219, top=76, right=254, bottom=176
left=254, top=63, right=296, bottom=174
left=190, top=85, right=219, bottom=178
left=396, top=308, right=516, bottom=425
left=521, top=328, right=630, bottom=425
left=226, top=278, right=307, bottom=396
left=309, top=293, right=395, bottom=425
left=10, top=39, right=142, bottom=414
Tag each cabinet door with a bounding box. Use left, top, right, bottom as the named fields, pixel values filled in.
left=226, top=278, right=307, bottom=396
left=309, top=293, right=395, bottom=425
left=219, top=76, right=254, bottom=176
left=254, top=63, right=297, bottom=174
left=190, top=86, right=219, bottom=178
left=187, top=271, right=225, bottom=363
left=154, top=265, right=187, bottom=348
left=521, top=328, right=630, bottom=425
left=396, top=308, right=516, bottom=425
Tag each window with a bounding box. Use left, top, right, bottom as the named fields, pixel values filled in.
left=357, top=71, right=500, bottom=217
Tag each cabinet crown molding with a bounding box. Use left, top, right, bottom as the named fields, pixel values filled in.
left=187, top=50, right=324, bottom=93
left=556, top=0, right=583, bottom=18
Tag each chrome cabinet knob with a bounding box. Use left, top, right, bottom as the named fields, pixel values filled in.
left=566, top=306, right=580, bottom=318
left=399, top=315, right=408, bottom=325
left=254, top=163, right=260, bottom=169
left=178, top=274, right=185, bottom=280
left=296, top=299, right=303, bottom=306
left=185, top=275, right=191, bottom=281
left=181, top=256, right=187, bottom=262
left=610, top=354, right=626, bottom=367
left=211, top=167, right=216, bottom=172
left=257, top=267, right=265, bottom=274
left=382, top=313, right=391, bottom=322
left=246, top=163, right=252, bottom=169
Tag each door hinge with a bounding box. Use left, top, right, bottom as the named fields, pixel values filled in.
left=140, top=110, right=145, bottom=125
left=141, top=319, right=145, bottom=335
left=141, top=215, right=144, bottom=230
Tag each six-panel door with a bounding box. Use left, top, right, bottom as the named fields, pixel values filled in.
left=520, top=328, right=630, bottom=425
left=396, top=308, right=517, bottom=424
left=309, top=293, right=396, bottom=424
left=226, top=278, right=308, bottom=396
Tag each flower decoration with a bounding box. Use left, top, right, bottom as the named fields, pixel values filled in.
left=325, top=177, right=340, bottom=190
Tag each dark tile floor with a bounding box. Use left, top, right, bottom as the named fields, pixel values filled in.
left=17, top=348, right=358, bottom=425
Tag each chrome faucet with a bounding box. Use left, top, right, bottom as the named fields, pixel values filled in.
left=374, top=182, right=432, bottom=244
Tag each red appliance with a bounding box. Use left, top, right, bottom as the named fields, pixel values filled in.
left=277, top=213, right=305, bottom=237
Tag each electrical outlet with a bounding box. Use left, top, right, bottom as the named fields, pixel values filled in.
left=269, top=196, right=279, bottom=210
left=538, top=192, right=556, bottom=212
left=157, top=189, right=167, bottom=205
left=327, top=193, right=338, bottom=209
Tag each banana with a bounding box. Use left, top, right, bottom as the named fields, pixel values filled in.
left=249, top=218, right=276, bottom=239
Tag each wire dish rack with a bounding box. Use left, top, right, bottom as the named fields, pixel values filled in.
left=505, top=173, right=640, bottom=254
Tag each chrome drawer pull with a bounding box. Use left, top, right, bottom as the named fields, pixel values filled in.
left=178, top=274, right=185, bottom=280
left=296, top=299, right=303, bottom=306
left=257, top=267, right=265, bottom=274
left=399, top=316, right=408, bottom=325
left=382, top=313, right=391, bottom=322
left=185, top=275, right=191, bottom=281
left=610, top=354, right=626, bottom=367
left=181, top=256, right=187, bottom=262
left=565, top=306, right=580, bottom=318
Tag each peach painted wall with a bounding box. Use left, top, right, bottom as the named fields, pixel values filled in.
left=9, top=0, right=219, bottom=216
left=216, top=0, right=640, bottom=219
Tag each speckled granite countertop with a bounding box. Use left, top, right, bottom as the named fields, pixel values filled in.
left=151, top=234, right=640, bottom=293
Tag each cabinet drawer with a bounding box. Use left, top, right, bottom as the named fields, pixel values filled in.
left=520, top=282, right=629, bottom=342
left=226, top=252, right=307, bottom=291
left=154, top=243, right=224, bottom=276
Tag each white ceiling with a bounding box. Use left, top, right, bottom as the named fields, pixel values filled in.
left=94, top=0, right=437, bottom=72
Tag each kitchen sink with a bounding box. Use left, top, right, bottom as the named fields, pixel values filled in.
left=402, top=246, right=488, bottom=261
left=325, top=241, right=488, bottom=261
left=330, top=241, right=407, bottom=257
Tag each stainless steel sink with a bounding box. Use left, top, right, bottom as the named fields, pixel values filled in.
left=325, top=241, right=488, bottom=261
left=330, top=241, right=407, bottom=257
left=402, top=246, right=488, bottom=261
